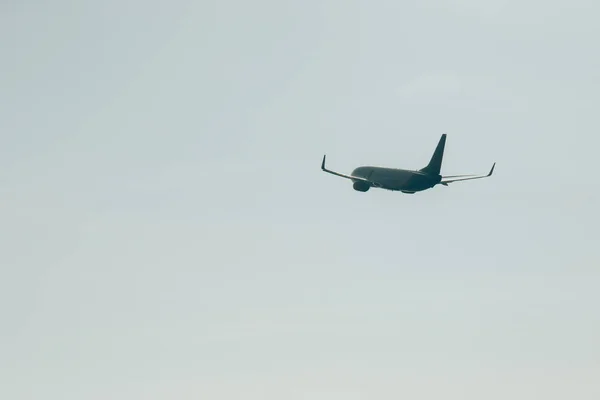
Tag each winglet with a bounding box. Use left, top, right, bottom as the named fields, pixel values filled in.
left=488, top=162, right=496, bottom=176
left=321, top=154, right=326, bottom=170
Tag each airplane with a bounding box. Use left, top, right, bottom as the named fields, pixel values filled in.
left=321, top=134, right=495, bottom=194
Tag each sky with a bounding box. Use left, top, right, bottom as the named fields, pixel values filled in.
left=1, top=0, right=599, bottom=399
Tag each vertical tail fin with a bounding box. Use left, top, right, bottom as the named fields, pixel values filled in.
left=420, top=134, right=446, bottom=176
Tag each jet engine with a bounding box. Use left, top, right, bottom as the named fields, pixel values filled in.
left=353, top=181, right=370, bottom=192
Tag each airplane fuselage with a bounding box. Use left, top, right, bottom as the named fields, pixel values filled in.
left=350, top=166, right=441, bottom=193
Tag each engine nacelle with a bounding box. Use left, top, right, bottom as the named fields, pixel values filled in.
left=353, top=181, right=370, bottom=192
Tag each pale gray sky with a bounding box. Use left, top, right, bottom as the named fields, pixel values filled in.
left=1, top=1, right=599, bottom=399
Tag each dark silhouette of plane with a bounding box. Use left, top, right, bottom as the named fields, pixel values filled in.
left=321, top=134, right=495, bottom=193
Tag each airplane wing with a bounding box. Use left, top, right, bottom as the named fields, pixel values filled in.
left=321, top=155, right=381, bottom=187
left=440, top=163, right=495, bottom=185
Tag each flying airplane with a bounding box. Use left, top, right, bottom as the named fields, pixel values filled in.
left=321, top=134, right=495, bottom=194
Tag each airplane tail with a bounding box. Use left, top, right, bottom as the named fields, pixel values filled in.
left=419, top=134, right=446, bottom=176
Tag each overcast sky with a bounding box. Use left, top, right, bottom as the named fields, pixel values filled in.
left=2, top=1, right=599, bottom=399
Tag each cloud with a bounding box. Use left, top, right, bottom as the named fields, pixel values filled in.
left=396, top=72, right=463, bottom=100
left=396, top=71, right=529, bottom=111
